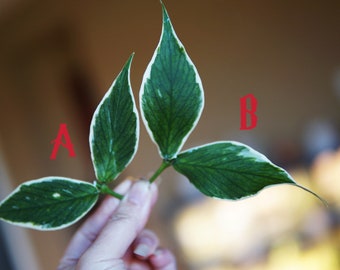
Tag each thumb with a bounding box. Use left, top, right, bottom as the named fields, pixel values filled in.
left=77, top=180, right=158, bottom=269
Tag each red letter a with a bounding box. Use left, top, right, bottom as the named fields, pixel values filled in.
left=240, top=94, right=258, bottom=130
left=50, top=123, right=76, bottom=160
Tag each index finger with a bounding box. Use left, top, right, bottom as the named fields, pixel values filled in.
left=79, top=181, right=158, bottom=264
left=58, top=180, right=132, bottom=269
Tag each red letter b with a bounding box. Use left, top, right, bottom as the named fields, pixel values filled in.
left=240, top=94, right=257, bottom=130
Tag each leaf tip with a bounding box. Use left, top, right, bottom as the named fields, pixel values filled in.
left=89, top=53, right=139, bottom=183
left=127, top=52, right=135, bottom=66
left=160, top=0, right=170, bottom=24
left=293, top=183, right=329, bottom=207
left=122, top=53, right=134, bottom=73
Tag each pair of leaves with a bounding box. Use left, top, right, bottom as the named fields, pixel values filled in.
left=0, top=3, right=138, bottom=229
left=0, top=2, right=323, bottom=231
left=0, top=47, right=138, bottom=230
left=140, top=5, right=302, bottom=201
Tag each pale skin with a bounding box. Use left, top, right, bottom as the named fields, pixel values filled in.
left=58, top=180, right=176, bottom=270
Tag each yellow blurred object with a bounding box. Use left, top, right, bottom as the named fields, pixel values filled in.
left=268, top=239, right=339, bottom=270
left=311, top=148, right=340, bottom=206
left=175, top=175, right=316, bottom=264
left=174, top=163, right=338, bottom=269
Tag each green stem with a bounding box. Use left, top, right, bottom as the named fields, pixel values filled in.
left=95, top=160, right=172, bottom=198
left=97, top=183, right=124, bottom=200
left=149, top=160, right=172, bottom=183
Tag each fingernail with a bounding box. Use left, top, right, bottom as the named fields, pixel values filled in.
left=127, top=181, right=150, bottom=205
left=134, top=243, right=150, bottom=257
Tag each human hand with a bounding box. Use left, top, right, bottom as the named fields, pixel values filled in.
left=58, top=179, right=176, bottom=270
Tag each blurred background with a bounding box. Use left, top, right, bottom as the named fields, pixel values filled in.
left=0, top=0, right=340, bottom=269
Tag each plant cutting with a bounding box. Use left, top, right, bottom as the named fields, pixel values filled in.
left=0, top=2, right=326, bottom=231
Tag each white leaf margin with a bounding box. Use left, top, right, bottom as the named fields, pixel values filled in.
left=89, top=54, right=140, bottom=181
left=139, top=3, right=205, bottom=159
left=0, top=177, right=99, bottom=231
left=177, top=140, right=327, bottom=204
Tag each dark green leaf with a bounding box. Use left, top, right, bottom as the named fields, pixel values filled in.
left=90, top=54, right=139, bottom=182
left=173, top=141, right=297, bottom=200
left=0, top=177, right=99, bottom=230
left=140, top=3, right=204, bottom=160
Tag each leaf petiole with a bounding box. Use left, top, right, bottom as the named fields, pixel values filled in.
left=96, top=182, right=124, bottom=200
left=95, top=158, right=173, bottom=199
left=149, top=160, right=172, bottom=183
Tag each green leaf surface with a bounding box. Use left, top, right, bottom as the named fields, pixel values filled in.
left=90, top=54, right=139, bottom=182
left=0, top=177, right=99, bottom=230
left=140, top=3, right=204, bottom=160
left=173, top=141, right=297, bottom=200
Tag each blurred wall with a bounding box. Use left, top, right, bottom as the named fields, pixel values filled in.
left=0, top=0, right=339, bottom=269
